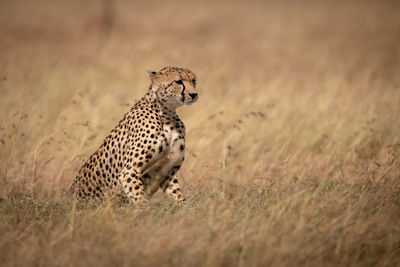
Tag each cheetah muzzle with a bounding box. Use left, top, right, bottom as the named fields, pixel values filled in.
left=70, top=66, right=198, bottom=206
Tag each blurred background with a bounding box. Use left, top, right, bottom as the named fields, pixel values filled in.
left=0, top=0, right=399, bottom=265
left=1, top=0, right=399, bottom=194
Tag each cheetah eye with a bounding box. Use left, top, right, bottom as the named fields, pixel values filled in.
left=175, top=80, right=184, bottom=85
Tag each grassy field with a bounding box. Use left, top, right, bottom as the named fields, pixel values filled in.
left=1, top=0, right=400, bottom=266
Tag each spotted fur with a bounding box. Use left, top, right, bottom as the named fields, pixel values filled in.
left=70, top=67, right=198, bottom=205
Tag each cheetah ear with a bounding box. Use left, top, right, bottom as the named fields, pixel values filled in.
left=147, top=70, right=160, bottom=92
left=146, top=70, right=158, bottom=79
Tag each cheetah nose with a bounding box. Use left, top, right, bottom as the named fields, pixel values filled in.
left=189, top=93, right=198, bottom=100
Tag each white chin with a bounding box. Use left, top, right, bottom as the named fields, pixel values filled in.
left=184, top=100, right=196, bottom=105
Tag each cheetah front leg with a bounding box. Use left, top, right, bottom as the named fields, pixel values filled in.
left=160, top=167, right=186, bottom=205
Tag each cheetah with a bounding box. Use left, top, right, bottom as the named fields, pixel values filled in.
left=70, top=66, right=198, bottom=206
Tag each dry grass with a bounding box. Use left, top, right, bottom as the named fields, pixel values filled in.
left=1, top=0, right=400, bottom=266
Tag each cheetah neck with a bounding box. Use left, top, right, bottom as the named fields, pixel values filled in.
left=144, top=90, right=176, bottom=119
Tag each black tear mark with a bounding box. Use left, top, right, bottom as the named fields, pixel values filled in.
left=181, top=82, right=186, bottom=102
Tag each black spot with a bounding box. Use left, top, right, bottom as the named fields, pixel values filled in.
left=179, top=144, right=184, bottom=151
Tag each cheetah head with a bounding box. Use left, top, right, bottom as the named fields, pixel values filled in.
left=147, top=66, right=198, bottom=109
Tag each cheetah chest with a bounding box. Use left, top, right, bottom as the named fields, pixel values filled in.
left=165, top=125, right=185, bottom=163
left=144, top=123, right=185, bottom=193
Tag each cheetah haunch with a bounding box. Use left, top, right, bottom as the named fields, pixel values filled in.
left=70, top=67, right=198, bottom=205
